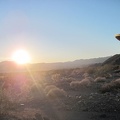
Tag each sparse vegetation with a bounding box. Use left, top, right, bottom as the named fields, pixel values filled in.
left=94, top=77, right=106, bottom=82
left=100, top=78, right=120, bottom=93
left=1, top=57, right=120, bottom=119
left=46, top=87, right=66, bottom=99
left=79, top=78, right=92, bottom=86
left=44, top=85, right=57, bottom=93
left=70, top=77, right=93, bottom=90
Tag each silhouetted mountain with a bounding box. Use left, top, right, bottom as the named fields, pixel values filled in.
left=29, top=56, right=110, bottom=71
left=0, top=61, right=26, bottom=73
left=0, top=56, right=110, bottom=73
left=102, top=54, right=120, bottom=65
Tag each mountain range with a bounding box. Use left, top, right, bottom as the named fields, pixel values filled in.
left=0, top=56, right=110, bottom=73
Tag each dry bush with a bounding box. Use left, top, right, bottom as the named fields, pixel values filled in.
left=51, top=73, right=61, bottom=82
left=94, top=77, right=106, bottom=82
left=86, top=67, right=96, bottom=74
left=115, top=78, right=120, bottom=84
left=94, top=65, right=114, bottom=77
left=85, top=77, right=94, bottom=82
left=70, top=81, right=81, bottom=89
left=70, top=78, right=92, bottom=89
left=44, top=85, right=57, bottom=93
left=83, top=73, right=89, bottom=78
left=47, top=87, right=66, bottom=98
left=100, top=83, right=112, bottom=93
left=71, top=69, right=83, bottom=77
left=42, top=82, right=50, bottom=87
left=79, top=78, right=91, bottom=86
left=62, top=77, right=76, bottom=82
left=100, top=78, right=120, bottom=93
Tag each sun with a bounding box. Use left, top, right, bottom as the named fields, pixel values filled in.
left=11, top=49, right=31, bottom=64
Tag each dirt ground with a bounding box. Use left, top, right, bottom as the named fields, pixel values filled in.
left=1, top=73, right=120, bottom=120
left=1, top=87, right=120, bottom=120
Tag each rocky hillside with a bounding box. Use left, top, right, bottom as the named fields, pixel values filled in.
left=103, top=54, right=120, bottom=65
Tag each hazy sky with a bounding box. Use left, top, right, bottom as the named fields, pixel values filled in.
left=0, top=0, right=120, bottom=63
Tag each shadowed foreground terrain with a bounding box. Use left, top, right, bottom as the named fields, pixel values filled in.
left=1, top=54, right=120, bottom=120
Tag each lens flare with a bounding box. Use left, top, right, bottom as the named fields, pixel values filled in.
left=12, top=49, right=31, bottom=64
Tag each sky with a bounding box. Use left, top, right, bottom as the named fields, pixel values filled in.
left=0, top=0, right=120, bottom=63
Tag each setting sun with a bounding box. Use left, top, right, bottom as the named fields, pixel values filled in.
left=12, top=49, right=31, bottom=64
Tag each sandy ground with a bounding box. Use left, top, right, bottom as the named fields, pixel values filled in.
left=1, top=76, right=120, bottom=120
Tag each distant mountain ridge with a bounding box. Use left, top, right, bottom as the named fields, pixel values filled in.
left=31, top=56, right=110, bottom=70
left=0, top=56, right=110, bottom=73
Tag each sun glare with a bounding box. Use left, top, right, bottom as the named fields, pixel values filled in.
left=12, top=49, right=31, bottom=64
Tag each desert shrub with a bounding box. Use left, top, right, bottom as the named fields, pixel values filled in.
left=100, top=78, right=120, bottom=93
left=94, top=77, right=106, bottom=82
left=112, top=78, right=120, bottom=88
left=85, top=77, right=94, bottom=82
left=51, top=73, right=61, bottom=82
left=44, top=85, right=57, bottom=93
left=83, top=73, right=89, bottom=78
left=70, top=69, right=83, bottom=77
left=94, top=65, right=114, bottom=77
left=70, top=81, right=81, bottom=89
left=3, top=86, right=31, bottom=103
left=47, top=87, right=66, bottom=98
left=43, top=82, right=51, bottom=87
left=85, top=67, right=96, bottom=74
left=101, top=73, right=113, bottom=79
left=0, top=83, right=14, bottom=114
left=100, top=83, right=112, bottom=93
left=70, top=78, right=92, bottom=89
left=62, top=77, right=76, bottom=82
left=79, top=78, right=91, bottom=86
left=115, top=78, right=120, bottom=83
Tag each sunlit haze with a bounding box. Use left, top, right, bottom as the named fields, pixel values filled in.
left=11, top=49, right=31, bottom=64
left=0, top=1, right=120, bottom=63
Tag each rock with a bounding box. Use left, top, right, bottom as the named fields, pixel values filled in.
left=76, top=96, right=79, bottom=99
left=79, top=96, right=81, bottom=99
